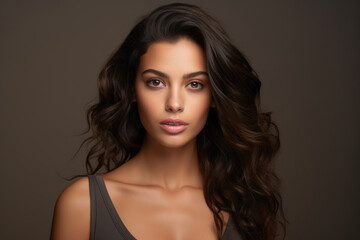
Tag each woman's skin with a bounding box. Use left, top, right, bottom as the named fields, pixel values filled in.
left=51, top=38, right=229, bottom=240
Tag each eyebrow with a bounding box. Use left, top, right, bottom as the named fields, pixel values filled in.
left=142, top=69, right=208, bottom=79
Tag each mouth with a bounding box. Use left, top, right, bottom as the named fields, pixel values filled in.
left=160, top=119, right=188, bottom=134
left=161, top=122, right=185, bottom=126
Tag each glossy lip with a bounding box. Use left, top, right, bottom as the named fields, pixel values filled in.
left=159, top=118, right=189, bottom=134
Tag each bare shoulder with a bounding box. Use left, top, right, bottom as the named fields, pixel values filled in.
left=50, top=177, right=91, bottom=240
left=54, top=177, right=90, bottom=212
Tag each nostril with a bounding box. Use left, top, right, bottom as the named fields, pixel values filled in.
left=165, top=105, right=183, bottom=112
left=165, top=89, right=184, bottom=112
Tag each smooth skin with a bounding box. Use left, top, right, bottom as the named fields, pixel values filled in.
left=51, top=38, right=229, bottom=240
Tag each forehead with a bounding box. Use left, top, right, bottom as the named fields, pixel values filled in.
left=138, top=38, right=207, bottom=73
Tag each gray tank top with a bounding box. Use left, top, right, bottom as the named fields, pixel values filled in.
left=88, top=175, right=242, bottom=240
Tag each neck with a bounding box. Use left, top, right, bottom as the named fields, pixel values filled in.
left=132, top=134, right=203, bottom=191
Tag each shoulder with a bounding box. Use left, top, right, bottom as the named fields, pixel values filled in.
left=50, top=177, right=91, bottom=240
left=55, top=177, right=90, bottom=212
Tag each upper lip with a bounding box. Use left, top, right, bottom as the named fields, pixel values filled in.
left=160, top=118, right=188, bottom=125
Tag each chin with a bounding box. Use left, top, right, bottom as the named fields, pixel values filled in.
left=148, top=131, right=197, bottom=149
left=158, top=137, right=194, bottom=149
left=143, top=126, right=199, bottom=149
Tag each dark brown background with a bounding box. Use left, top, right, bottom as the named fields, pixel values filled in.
left=1, top=0, right=359, bottom=239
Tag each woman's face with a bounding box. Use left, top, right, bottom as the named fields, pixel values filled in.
left=134, top=38, right=214, bottom=148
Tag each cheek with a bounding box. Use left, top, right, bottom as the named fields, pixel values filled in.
left=136, top=91, right=161, bottom=127
left=188, top=93, right=212, bottom=123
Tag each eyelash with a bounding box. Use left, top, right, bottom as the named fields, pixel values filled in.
left=146, top=79, right=204, bottom=90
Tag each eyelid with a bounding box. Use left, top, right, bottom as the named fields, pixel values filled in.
left=186, top=80, right=204, bottom=89
left=146, top=78, right=165, bottom=88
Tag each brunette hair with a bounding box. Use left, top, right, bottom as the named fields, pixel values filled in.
left=82, top=3, right=286, bottom=240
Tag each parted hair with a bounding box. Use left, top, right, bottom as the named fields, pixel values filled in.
left=82, top=3, right=286, bottom=240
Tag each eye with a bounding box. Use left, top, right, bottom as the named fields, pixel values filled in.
left=146, top=79, right=164, bottom=88
left=187, top=81, right=203, bottom=89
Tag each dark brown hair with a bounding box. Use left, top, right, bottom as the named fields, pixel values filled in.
left=82, top=3, right=286, bottom=239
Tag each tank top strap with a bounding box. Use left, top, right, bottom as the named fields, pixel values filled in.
left=88, top=175, right=98, bottom=240
left=88, top=174, right=136, bottom=240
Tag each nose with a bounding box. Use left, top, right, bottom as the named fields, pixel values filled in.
left=165, top=85, right=184, bottom=113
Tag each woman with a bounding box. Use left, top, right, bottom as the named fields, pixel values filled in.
left=51, top=3, right=286, bottom=240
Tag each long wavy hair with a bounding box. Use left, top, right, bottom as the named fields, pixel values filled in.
left=82, top=3, right=286, bottom=240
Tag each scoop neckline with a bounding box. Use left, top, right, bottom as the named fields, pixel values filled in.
left=96, top=175, right=232, bottom=239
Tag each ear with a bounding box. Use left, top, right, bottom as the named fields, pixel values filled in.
left=132, top=93, right=136, bottom=102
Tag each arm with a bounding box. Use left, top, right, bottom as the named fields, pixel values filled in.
left=50, top=177, right=90, bottom=240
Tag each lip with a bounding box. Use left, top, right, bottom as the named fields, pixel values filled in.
left=160, top=118, right=189, bottom=134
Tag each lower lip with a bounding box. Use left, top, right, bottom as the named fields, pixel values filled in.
left=160, top=124, right=188, bottom=134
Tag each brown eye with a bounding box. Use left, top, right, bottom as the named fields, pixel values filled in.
left=187, top=81, right=203, bottom=89
left=147, top=79, right=164, bottom=87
